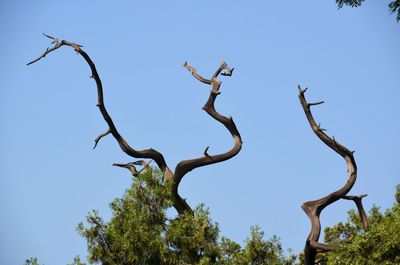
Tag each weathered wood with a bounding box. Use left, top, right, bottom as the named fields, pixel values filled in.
left=298, top=86, right=368, bottom=265
left=28, top=35, right=242, bottom=216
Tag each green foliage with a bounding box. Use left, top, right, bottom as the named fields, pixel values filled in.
left=240, top=226, right=297, bottom=265
left=24, top=258, right=41, bottom=265
left=395, top=184, right=400, bottom=204
left=335, top=0, right=400, bottom=22
left=322, top=186, right=400, bottom=265
left=166, top=205, right=220, bottom=264
left=76, top=167, right=296, bottom=265
left=217, top=226, right=297, bottom=265
left=27, top=168, right=399, bottom=265
left=77, top=167, right=174, bottom=264
left=219, top=237, right=243, bottom=264
left=336, top=0, right=365, bottom=8
left=67, top=256, right=86, bottom=265
left=389, top=0, right=400, bottom=21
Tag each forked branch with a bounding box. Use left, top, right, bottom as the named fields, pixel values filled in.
left=28, top=35, right=242, bottom=216
left=298, top=86, right=367, bottom=265
left=172, top=61, right=242, bottom=215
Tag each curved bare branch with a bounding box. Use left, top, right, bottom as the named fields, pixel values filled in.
left=173, top=61, right=243, bottom=215
left=93, top=129, right=111, bottom=149
left=113, top=160, right=152, bottom=177
left=309, top=240, right=334, bottom=252
left=343, top=194, right=368, bottom=230
left=298, top=85, right=359, bottom=265
left=27, top=34, right=173, bottom=180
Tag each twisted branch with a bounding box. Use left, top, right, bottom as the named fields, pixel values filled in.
left=298, top=85, right=367, bottom=265
left=172, top=61, right=242, bottom=215
left=28, top=34, right=173, bottom=181
left=28, top=35, right=242, bottom=216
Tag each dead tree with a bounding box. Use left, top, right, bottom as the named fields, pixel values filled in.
left=28, top=34, right=242, bottom=215
left=298, top=86, right=368, bottom=265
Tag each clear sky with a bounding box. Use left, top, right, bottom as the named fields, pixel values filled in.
left=1, top=1, right=399, bottom=264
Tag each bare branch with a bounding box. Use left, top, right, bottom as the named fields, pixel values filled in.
left=43, top=33, right=58, bottom=42
left=308, top=101, right=325, bottom=107
left=343, top=194, right=367, bottom=200
left=29, top=35, right=243, bottom=217
left=309, top=240, right=334, bottom=252
left=297, top=85, right=308, bottom=94
left=298, top=86, right=354, bottom=159
left=27, top=44, right=61, bottom=65
left=212, top=60, right=234, bottom=79
left=93, top=129, right=111, bottom=149
left=298, top=85, right=359, bottom=265
left=220, top=67, right=234, bottom=76
left=182, top=62, right=212, bottom=84
left=173, top=61, right=243, bottom=215
left=113, top=160, right=152, bottom=177
left=113, top=162, right=139, bottom=176
left=28, top=35, right=173, bottom=181
left=343, top=194, right=369, bottom=230
left=203, top=146, right=211, bottom=158
left=317, top=123, right=327, bottom=132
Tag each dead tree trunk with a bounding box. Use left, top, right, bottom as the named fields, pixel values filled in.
left=297, top=86, right=368, bottom=265
left=28, top=34, right=242, bottom=216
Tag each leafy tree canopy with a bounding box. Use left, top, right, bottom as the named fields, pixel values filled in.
left=320, top=184, right=400, bottom=264
left=75, top=167, right=296, bottom=265
left=26, top=167, right=400, bottom=265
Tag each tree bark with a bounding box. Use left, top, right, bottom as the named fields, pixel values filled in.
left=298, top=86, right=368, bottom=265
left=28, top=35, right=242, bottom=216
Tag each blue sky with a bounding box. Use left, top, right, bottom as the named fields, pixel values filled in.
left=1, top=1, right=399, bottom=264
